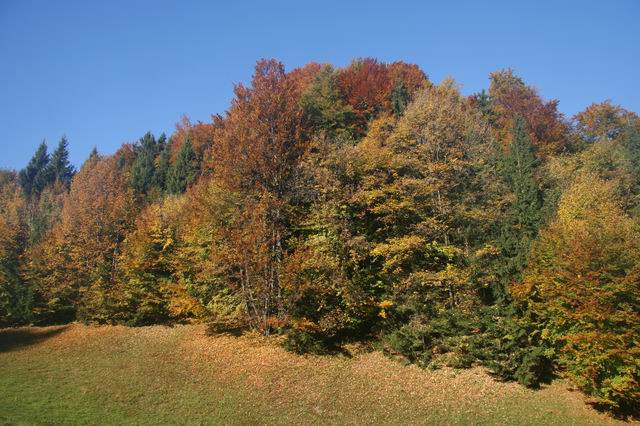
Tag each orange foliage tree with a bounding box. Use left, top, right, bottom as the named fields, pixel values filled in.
left=489, top=69, right=568, bottom=157
left=0, top=171, right=29, bottom=324
left=26, top=151, right=138, bottom=323
left=514, top=172, right=640, bottom=409
left=206, top=59, right=310, bottom=333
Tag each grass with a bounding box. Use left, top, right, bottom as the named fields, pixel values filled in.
left=0, top=324, right=633, bottom=425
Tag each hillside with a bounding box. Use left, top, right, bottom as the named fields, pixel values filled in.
left=3, top=60, right=640, bottom=411
left=0, top=324, right=631, bottom=425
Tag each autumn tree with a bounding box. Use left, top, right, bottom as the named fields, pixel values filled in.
left=364, top=81, right=494, bottom=363
left=170, top=117, right=214, bottom=174
left=300, top=64, right=355, bottom=141
left=337, top=58, right=392, bottom=136
left=515, top=173, right=640, bottom=409
left=285, top=80, right=500, bottom=356
left=573, top=102, right=640, bottom=206
left=27, top=151, right=138, bottom=323
left=0, top=171, right=29, bottom=325
left=574, top=100, right=636, bottom=142
left=203, top=59, right=310, bottom=333
left=489, top=69, right=568, bottom=157
left=119, top=196, right=203, bottom=325
left=387, top=61, right=429, bottom=116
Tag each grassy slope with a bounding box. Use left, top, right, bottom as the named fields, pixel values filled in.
left=0, top=324, right=631, bottom=425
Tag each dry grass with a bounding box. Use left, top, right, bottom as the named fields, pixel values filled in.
left=0, top=324, right=633, bottom=425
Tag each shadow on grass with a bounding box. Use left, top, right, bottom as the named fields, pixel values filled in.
left=0, top=325, right=70, bottom=353
left=589, top=401, right=640, bottom=422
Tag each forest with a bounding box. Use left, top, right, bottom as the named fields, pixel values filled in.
left=1, top=58, right=638, bottom=412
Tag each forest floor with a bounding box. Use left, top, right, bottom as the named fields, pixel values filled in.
left=0, top=323, right=635, bottom=425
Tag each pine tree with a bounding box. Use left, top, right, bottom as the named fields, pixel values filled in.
left=19, top=141, right=52, bottom=198
left=48, top=136, right=76, bottom=189
left=167, top=139, right=197, bottom=194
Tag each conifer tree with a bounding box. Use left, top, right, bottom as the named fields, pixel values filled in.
left=155, top=138, right=170, bottom=192
left=48, top=136, right=76, bottom=189
left=391, top=80, right=410, bottom=116
left=19, top=141, right=52, bottom=198
left=497, top=115, right=542, bottom=295
left=167, top=139, right=197, bottom=194
left=88, top=147, right=98, bottom=159
left=131, top=132, right=158, bottom=195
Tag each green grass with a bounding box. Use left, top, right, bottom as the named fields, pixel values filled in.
left=0, top=324, right=631, bottom=425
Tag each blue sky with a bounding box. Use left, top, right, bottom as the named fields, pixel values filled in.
left=1, top=0, right=638, bottom=169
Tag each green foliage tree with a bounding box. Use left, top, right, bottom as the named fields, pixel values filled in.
left=166, top=139, right=197, bottom=194
left=19, top=141, right=52, bottom=198
left=154, top=134, right=170, bottom=191
left=300, top=65, right=355, bottom=141
left=391, top=80, right=410, bottom=116
left=48, top=136, right=76, bottom=188
left=497, top=115, right=542, bottom=293
left=131, top=132, right=159, bottom=195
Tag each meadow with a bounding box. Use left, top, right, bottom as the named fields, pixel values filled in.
left=0, top=324, right=631, bottom=425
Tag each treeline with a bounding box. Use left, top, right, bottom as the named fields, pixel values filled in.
left=1, top=59, right=639, bottom=411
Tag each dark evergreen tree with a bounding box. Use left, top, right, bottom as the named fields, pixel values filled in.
left=48, top=136, right=76, bottom=189
left=86, top=147, right=99, bottom=163
left=166, top=139, right=197, bottom=194
left=155, top=139, right=170, bottom=192
left=497, top=115, right=542, bottom=297
left=19, top=141, right=52, bottom=198
left=391, top=80, right=410, bottom=116
left=472, top=89, right=498, bottom=127
left=131, top=132, right=158, bottom=195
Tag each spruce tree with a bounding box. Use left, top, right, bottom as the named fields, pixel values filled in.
left=131, top=132, right=158, bottom=194
left=48, top=136, right=76, bottom=189
left=19, top=141, right=52, bottom=198
left=497, top=115, right=542, bottom=295
left=391, top=80, right=410, bottom=116
left=85, top=147, right=99, bottom=164
left=166, top=139, right=197, bottom=194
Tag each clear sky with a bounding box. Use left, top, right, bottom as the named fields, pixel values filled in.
left=1, top=0, right=638, bottom=170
